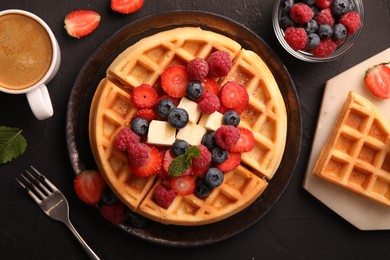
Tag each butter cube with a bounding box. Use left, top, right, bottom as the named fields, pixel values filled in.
left=177, top=97, right=201, bottom=123
left=146, top=120, right=176, bottom=146
left=176, top=122, right=207, bottom=146
left=198, top=111, right=223, bottom=131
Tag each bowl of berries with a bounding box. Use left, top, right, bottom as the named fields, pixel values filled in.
left=273, top=0, right=364, bottom=62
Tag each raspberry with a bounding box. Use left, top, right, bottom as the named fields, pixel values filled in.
left=153, top=184, right=176, bottom=209
left=311, top=38, right=338, bottom=57
left=100, top=201, right=126, bottom=225
left=315, top=0, right=333, bottom=9
left=315, top=8, right=335, bottom=26
left=207, top=51, right=232, bottom=78
left=339, top=12, right=361, bottom=35
left=127, top=143, right=151, bottom=167
left=289, top=3, right=314, bottom=24
left=113, top=128, right=141, bottom=151
left=214, top=125, right=241, bottom=150
left=284, top=27, right=308, bottom=51
left=192, top=144, right=212, bottom=169
left=198, top=92, right=220, bottom=114
left=187, top=57, right=209, bottom=81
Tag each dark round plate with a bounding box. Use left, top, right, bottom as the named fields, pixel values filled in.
left=66, top=10, right=301, bottom=247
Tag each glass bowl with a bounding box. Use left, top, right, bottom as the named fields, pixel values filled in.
left=272, top=0, right=364, bottom=62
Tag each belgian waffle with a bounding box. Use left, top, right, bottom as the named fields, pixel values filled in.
left=89, top=27, right=287, bottom=225
left=313, top=92, right=390, bottom=207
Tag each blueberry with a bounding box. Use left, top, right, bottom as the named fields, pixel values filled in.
left=194, top=179, right=212, bottom=198
left=172, top=139, right=189, bottom=157
left=131, top=117, right=149, bottom=135
left=186, top=81, right=203, bottom=100
left=280, top=0, right=295, bottom=14
left=301, top=0, right=315, bottom=5
left=222, top=110, right=240, bottom=126
left=211, top=147, right=228, bottom=164
left=168, top=108, right=189, bottom=129
left=306, top=33, right=320, bottom=49
left=101, top=188, right=118, bottom=205
left=333, top=23, right=347, bottom=40
left=125, top=209, right=146, bottom=228
left=279, top=16, right=296, bottom=31
left=156, top=98, right=176, bottom=118
left=317, top=24, right=333, bottom=39
left=305, top=19, right=318, bottom=34
left=310, top=5, right=319, bottom=17
left=331, top=0, right=351, bottom=17
left=201, top=131, right=216, bottom=151
left=204, top=167, right=224, bottom=188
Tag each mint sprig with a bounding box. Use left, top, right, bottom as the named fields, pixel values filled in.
left=0, top=126, right=27, bottom=164
left=168, top=146, right=200, bottom=177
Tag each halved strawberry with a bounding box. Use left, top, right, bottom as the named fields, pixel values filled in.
left=111, top=0, right=144, bottom=14
left=64, top=10, right=100, bottom=38
left=130, top=146, right=162, bottom=177
left=229, top=127, right=255, bottom=152
left=132, top=84, right=158, bottom=108
left=134, top=108, right=156, bottom=122
left=169, top=175, right=196, bottom=196
left=74, top=170, right=106, bottom=206
left=365, top=63, right=390, bottom=99
left=219, top=81, right=249, bottom=114
left=201, top=78, right=219, bottom=96
left=216, top=152, right=241, bottom=172
left=162, top=149, right=175, bottom=174
left=161, top=65, right=190, bottom=98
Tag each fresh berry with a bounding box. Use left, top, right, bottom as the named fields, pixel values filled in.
left=187, top=57, right=209, bottom=81
left=198, top=92, right=220, bottom=114
left=339, top=11, right=361, bottom=35
left=156, top=98, right=176, bottom=119
left=229, top=127, right=255, bottom=153
left=317, top=24, right=333, bottom=39
left=331, top=0, right=351, bottom=17
left=311, top=38, right=338, bottom=57
left=194, top=179, right=212, bottom=198
left=214, top=125, right=241, bottom=150
left=306, top=33, right=321, bottom=49
left=280, top=0, right=295, bottom=14
left=305, top=19, right=318, bottom=34
left=131, top=117, right=149, bottom=135
left=201, top=131, right=217, bottom=151
left=100, top=201, right=125, bottom=225
left=315, top=8, right=335, bottom=26
left=113, top=128, right=140, bottom=151
left=134, top=108, right=156, bottom=122
left=131, top=84, right=158, bottom=109
left=169, top=175, right=196, bottom=196
left=192, top=144, right=212, bottom=169
left=101, top=188, right=118, bottom=205
left=219, top=81, right=249, bottom=114
left=315, top=0, right=334, bottom=9
left=215, top=152, right=241, bottom=172
left=127, top=143, right=151, bottom=167
left=191, top=162, right=211, bottom=177
left=64, top=10, right=100, bottom=38
left=201, top=78, right=220, bottom=96
left=364, top=63, right=390, bottom=99
left=156, top=94, right=180, bottom=107
left=74, top=170, right=106, bottom=206
left=153, top=184, right=176, bottom=209
left=161, top=65, right=190, bottom=98
left=302, top=0, right=315, bottom=4
left=186, top=81, right=204, bottom=100
left=207, top=51, right=232, bottom=78
left=222, top=110, right=240, bottom=126
left=289, top=3, right=314, bottom=25
left=110, top=0, right=144, bottom=14
left=125, top=209, right=146, bottom=228
left=211, top=147, right=228, bottom=164
left=172, top=140, right=190, bottom=157
left=162, top=149, right=175, bottom=174
left=204, top=167, right=224, bottom=188
left=280, top=16, right=296, bottom=31
left=130, top=146, right=162, bottom=177
left=283, top=27, right=308, bottom=51
left=332, top=23, right=347, bottom=40
left=167, top=108, right=189, bottom=129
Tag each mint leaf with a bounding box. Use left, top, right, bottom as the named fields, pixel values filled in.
left=0, top=126, right=27, bottom=164
left=168, top=146, right=200, bottom=177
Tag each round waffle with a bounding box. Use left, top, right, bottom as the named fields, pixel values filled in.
left=89, top=27, right=287, bottom=225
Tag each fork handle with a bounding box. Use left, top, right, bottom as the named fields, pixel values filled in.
left=64, top=221, right=100, bottom=260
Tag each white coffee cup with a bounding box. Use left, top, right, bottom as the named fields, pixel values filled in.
left=0, top=9, right=61, bottom=120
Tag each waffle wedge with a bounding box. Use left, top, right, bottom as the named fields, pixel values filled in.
left=313, top=92, right=390, bottom=207
left=89, top=27, right=287, bottom=225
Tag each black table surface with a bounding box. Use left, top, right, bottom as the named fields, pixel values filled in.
left=1, top=0, right=389, bottom=259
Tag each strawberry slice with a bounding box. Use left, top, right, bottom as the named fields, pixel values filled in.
left=201, top=78, right=219, bottom=96
left=219, top=81, right=249, bottom=114
left=216, top=152, right=241, bottom=172
left=161, top=65, right=190, bottom=98
left=229, top=127, right=255, bottom=153
left=132, top=84, right=158, bottom=108
left=74, top=170, right=106, bottom=206
left=169, top=175, right=196, bottom=196
left=130, top=146, right=162, bottom=177
left=365, top=63, right=390, bottom=99
left=134, top=108, right=156, bottom=122
left=111, top=0, right=144, bottom=14
left=64, top=10, right=100, bottom=38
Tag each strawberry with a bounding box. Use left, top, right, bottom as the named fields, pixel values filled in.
left=134, top=108, right=156, bottom=122
left=100, top=201, right=126, bottom=224
left=216, top=152, right=241, bottom=172
left=161, top=65, right=190, bottom=98
left=201, top=78, right=219, bottom=96
left=111, top=0, right=144, bottom=14
left=364, top=63, right=390, bottom=99
left=169, top=175, right=196, bottom=196
left=131, top=84, right=158, bottom=108
left=64, top=10, right=100, bottom=38
left=229, top=127, right=255, bottom=153
left=74, top=170, right=106, bottom=206
left=130, top=146, right=162, bottom=177
left=162, top=149, right=175, bottom=174
left=219, top=81, right=249, bottom=115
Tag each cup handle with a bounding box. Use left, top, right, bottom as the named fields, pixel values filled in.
left=26, top=84, right=54, bottom=120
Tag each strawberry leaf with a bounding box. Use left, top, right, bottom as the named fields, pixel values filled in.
left=0, top=126, right=27, bottom=164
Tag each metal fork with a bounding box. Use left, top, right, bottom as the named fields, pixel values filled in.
left=15, top=166, right=100, bottom=260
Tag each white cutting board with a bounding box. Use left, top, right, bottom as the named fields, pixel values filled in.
left=303, top=48, right=390, bottom=230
